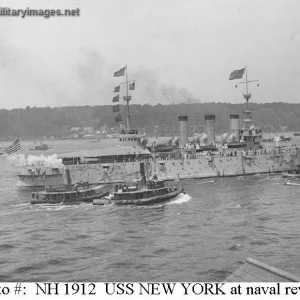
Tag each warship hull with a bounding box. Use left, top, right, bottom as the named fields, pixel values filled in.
left=16, top=173, right=65, bottom=189
left=15, top=65, right=300, bottom=189
left=16, top=151, right=300, bottom=189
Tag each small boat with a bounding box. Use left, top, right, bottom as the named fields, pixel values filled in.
left=227, top=142, right=247, bottom=149
left=262, top=137, right=274, bottom=142
left=282, top=171, right=300, bottom=178
left=29, top=142, right=52, bottom=151
left=285, top=181, right=300, bottom=186
left=147, top=145, right=177, bottom=152
left=282, top=164, right=300, bottom=178
left=226, top=257, right=300, bottom=282
left=90, top=139, right=101, bottom=143
left=196, top=145, right=218, bottom=152
left=93, top=163, right=184, bottom=206
left=280, top=135, right=292, bottom=142
left=31, top=182, right=109, bottom=204
left=294, top=132, right=300, bottom=136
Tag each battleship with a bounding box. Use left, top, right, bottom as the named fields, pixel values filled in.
left=16, top=67, right=300, bottom=189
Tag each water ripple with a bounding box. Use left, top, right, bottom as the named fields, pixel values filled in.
left=1, top=147, right=299, bottom=281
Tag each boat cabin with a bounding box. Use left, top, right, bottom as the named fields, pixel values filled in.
left=31, top=184, right=107, bottom=204
left=32, top=189, right=98, bottom=202
left=112, top=180, right=168, bottom=201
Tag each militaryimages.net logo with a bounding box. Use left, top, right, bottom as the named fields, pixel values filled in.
left=0, top=7, right=80, bottom=18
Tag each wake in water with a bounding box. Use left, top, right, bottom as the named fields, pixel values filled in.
left=168, top=193, right=192, bottom=204
left=257, top=177, right=271, bottom=181
left=229, top=204, right=241, bottom=209
left=197, top=180, right=214, bottom=184
left=10, top=203, right=30, bottom=207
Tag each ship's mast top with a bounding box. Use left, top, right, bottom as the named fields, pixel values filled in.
left=113, top=65, right=136, bottom=131
left=229, top=66, right=261, bottom=149
left=125, top=65, right=131, bottom=131
left=122, top=65, right=136, bottom=131
left=235, top=67, right=259, bottom=129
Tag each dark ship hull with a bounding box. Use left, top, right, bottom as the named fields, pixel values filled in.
left=93, top=187, right=184, bottom=206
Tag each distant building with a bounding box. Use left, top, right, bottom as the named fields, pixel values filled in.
left=83, top=127, right=94, bottom=133
left=70, top=127, right=81, bottom=132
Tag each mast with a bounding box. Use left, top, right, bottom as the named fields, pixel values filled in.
left=243, top=68, right=252, bottom=129
left=114, top=64, right=135, bottom=131
left=235, top=67, right=259, bottom=130
left=234, top=66, right=261, bottom=149
left=125, top=65, right=131, bottom=131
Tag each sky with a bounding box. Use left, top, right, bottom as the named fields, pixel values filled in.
left=0, top=0, right=299, bottom=109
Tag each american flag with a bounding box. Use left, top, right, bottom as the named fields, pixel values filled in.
left=229, top=68, right=245, bottom=80
left=113, top=67, right=126, bottom=77
left=33, top=171, right=46, bottom=185
left=3, top=136, right=21, bottom=155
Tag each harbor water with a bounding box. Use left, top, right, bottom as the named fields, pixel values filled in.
left=0, top=139, right=300, bottom=281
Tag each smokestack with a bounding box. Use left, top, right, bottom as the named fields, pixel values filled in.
left=230, top=114, right=240, bottom=142
left=178, top=115, right=188, bottom=146
left=139, top=162, right=147, bottom=186
left=205, top=114, right=215, bottom=145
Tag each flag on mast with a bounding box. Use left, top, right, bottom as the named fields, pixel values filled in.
left=113, top=85, right=120, bottom=93
left=112, top=95, right=119, bottom=102
left=113, top=104, right=120, bottom=112
left=115, top=113, right=122, bottom=123
left=3, top=136, right=21, bottom=155
left=113, top=67, right=126, bottom=77
left=129, top=81, right=135, bottom=90
left=229, top=68, right=245, bottom=80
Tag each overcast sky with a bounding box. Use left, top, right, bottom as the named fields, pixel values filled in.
left=0, top=0, right=299, bottom=109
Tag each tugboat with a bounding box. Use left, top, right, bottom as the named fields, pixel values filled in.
left=31, top=181, right=109, bottom=204
left=29, top=141, right=53, bottom=151
left=93, top=162, right=184, bottom=206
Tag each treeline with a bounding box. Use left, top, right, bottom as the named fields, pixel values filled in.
left=0, top=102, right=299, bottom=139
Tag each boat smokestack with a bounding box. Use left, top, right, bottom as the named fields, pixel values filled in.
left=230, top=114, right=240, bottom=142
left=66, top=168, right=72, bottom=187
left=205, top=114, right=216, bottom=145
left=178, top=115, right=188, bottom=146
left=139, top=162, right=147, bottom=186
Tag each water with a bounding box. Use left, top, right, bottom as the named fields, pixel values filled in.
left=1, top=139, right=300, bottom=281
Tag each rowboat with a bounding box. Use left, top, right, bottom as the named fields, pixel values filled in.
left=226, top=257, right=300, bottom=282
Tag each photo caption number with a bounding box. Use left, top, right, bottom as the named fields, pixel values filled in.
left=65, top=283, right=96, bottom=295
